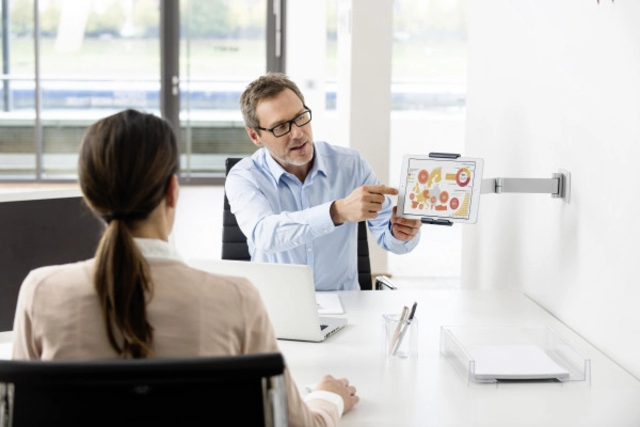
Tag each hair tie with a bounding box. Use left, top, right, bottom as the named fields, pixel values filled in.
left=104, top=212, right=125, bottom=224
left=104, top=211, right=146, bottom=224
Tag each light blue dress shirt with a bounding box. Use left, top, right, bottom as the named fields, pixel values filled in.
left=225, top=141, right=420, bottom=291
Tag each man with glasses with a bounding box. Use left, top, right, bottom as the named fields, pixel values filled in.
left=226, top=72, right=421, bottom=291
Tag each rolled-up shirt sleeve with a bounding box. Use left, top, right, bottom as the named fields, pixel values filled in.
left=368, top=198, right=421, bottom=254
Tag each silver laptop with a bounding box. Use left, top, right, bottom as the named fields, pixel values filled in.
left=186, top=258, right=347, bottom=342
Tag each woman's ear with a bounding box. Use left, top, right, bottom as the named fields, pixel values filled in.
left=165, top=174, right=179, bottom=209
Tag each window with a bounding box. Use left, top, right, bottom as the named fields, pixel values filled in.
left=0, top=0, right=270, bottom=182
left=388, top=0, right=469, bottom=282
left=179, top=0, right=266, bottom=180
left=1, top=0, right=36, bottom=179
left=1, top=0, right=162, bottom=180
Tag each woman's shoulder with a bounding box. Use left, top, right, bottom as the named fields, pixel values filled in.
left=19, top=259, right=95, bottom=303
left=24, top=259, right=93, bottom=287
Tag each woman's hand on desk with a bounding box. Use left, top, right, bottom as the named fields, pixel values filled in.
left=315, top=374, right=360, bottom=414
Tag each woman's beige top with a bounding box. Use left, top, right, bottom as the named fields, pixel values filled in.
left=12, top=238, right=342, bottom=427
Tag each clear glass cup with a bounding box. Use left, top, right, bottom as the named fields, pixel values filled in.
left=383, top=313, right=418, bottom=359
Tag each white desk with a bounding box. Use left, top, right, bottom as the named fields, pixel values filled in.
left=2, top=290, right=639, bottom=426
left=279, top=289, right=640, bottom=427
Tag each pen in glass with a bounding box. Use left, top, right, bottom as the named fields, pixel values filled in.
left=389, top=306, right=409, bottom=355
left=392, top=302, right=417, bottom=355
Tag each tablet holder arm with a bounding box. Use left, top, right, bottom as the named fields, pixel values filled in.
left=481, top=171, right=571, bottom=203
left=428, top=152, right=570, bottom=202
left=420, top=153, right=571, bottom=226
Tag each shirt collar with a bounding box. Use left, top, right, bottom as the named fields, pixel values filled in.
left=133, top=238, right=184, bottom=263
left=264, top=150, right=288, bottom=182
left=313, top=146, right=328, bottom=177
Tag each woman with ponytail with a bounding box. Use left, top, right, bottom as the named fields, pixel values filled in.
left=11, top=109, right=359, bottom=426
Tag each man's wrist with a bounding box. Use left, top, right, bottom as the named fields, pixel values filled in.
left=330, top=200, right=343, bottom=226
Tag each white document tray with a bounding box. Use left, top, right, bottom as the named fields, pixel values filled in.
left=439, top=326, right=590, bottom=385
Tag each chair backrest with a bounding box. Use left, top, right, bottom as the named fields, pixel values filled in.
left=222, top=157, right=373, bottom=290
left=222, top=158, right=252, bottom=261
left=0, top=353, right=287, bottom=427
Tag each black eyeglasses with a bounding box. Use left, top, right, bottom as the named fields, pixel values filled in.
left=256, top=108, right=312, bottom=138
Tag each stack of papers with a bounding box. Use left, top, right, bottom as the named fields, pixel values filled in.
left=468, top=344, right=570, bottom=380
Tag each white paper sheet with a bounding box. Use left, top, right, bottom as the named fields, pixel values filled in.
left=315, top=292, right=345, bottom=315
left=468, top=344, right=570, bottom=380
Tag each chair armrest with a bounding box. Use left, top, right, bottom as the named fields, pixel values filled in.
left=374, top=275, right=397, bottom=290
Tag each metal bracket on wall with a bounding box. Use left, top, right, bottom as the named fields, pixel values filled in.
left=481, top=169, right=571, bottom=204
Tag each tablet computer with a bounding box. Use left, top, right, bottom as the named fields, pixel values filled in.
left=397, top=154, right=484, bottom=224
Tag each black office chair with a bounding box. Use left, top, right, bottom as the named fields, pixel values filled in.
left=223, top=157, right=374, bottom=290
left=0, top=353, right=287, bottom=427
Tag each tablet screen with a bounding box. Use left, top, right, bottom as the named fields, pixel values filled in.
left=398, top=155, right=483, bottom=224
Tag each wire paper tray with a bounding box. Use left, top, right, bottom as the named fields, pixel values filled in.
left=439, top=326, right=591, bottom=385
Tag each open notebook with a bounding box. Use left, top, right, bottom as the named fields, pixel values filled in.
left=187, top=259, right=347, bottom=342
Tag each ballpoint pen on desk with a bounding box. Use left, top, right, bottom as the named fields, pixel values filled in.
left=388, top=306, right=409, bottom=355
left=392, top=302, right=418, bottom=356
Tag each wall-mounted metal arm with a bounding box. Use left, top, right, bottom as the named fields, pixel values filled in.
left=481, top=169, right=571, bottom=204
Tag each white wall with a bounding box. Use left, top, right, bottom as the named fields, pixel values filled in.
left=463, top=0, right=640, bottom=378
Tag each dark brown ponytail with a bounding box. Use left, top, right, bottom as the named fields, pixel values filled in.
left=78, top=109, right=179, bottom=358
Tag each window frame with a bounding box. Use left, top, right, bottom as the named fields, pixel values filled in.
left=0, top=0, right=285, bottom=184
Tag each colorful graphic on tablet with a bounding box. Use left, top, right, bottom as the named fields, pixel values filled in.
left=403, top=158, right=478, bottom=219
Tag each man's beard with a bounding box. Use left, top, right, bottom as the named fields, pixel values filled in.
left=269, top=142, right=314, bottom=167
